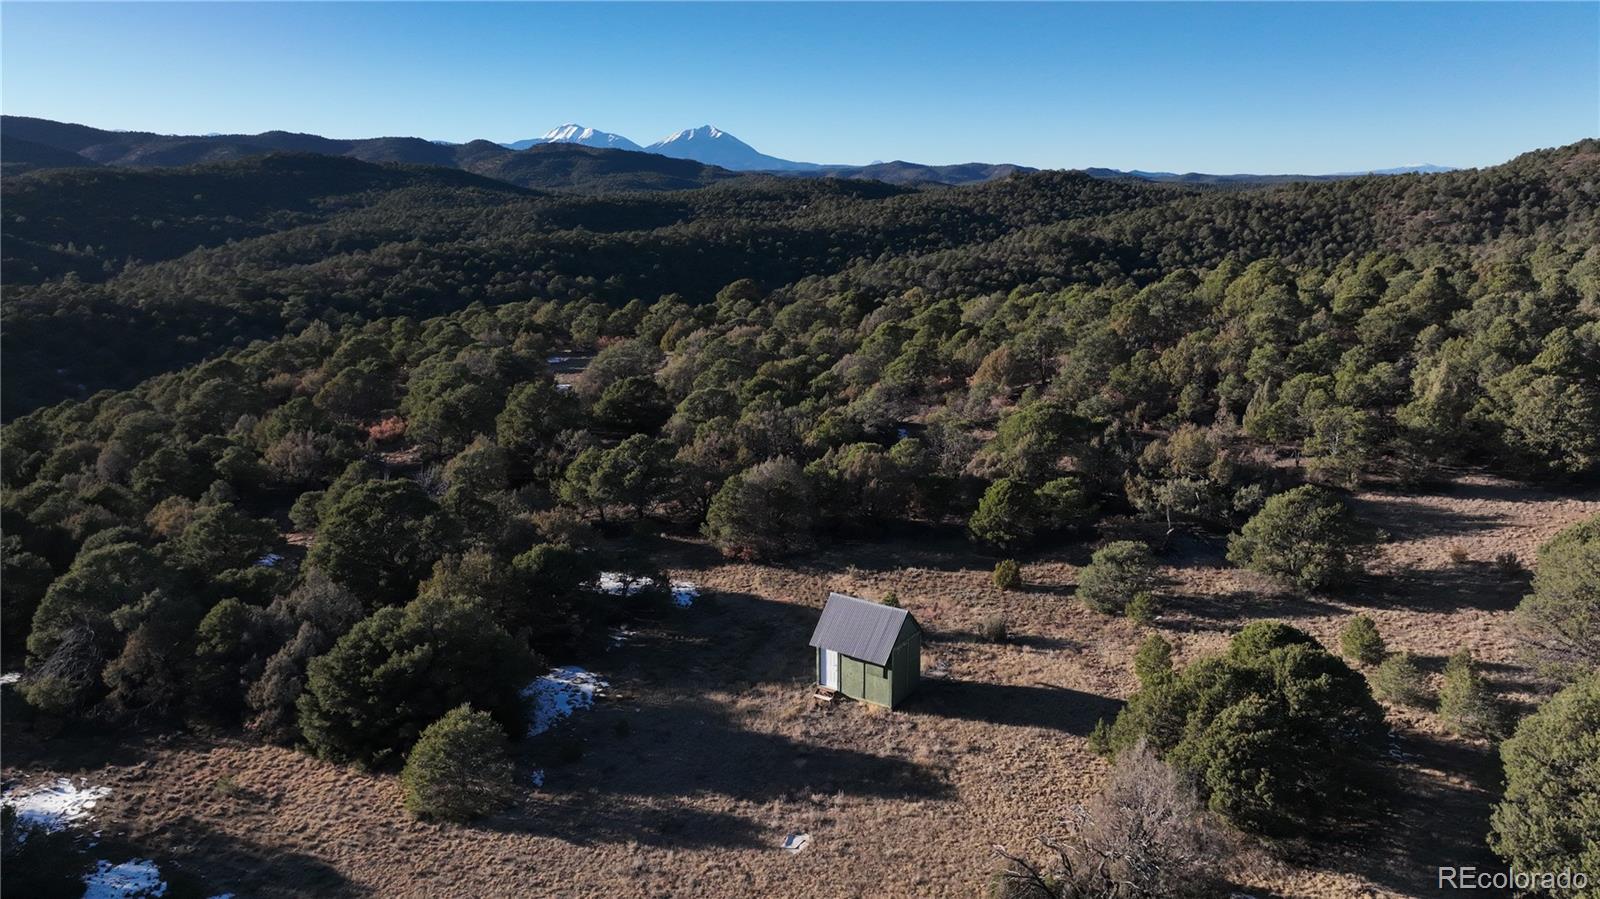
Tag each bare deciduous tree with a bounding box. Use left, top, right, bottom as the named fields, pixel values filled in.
left=991, top=741, right=1227, bottom=899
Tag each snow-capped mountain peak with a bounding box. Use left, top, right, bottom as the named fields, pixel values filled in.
left=645, top=126, right=817, bottom=172
left=502, top=124, right=643, bottom=152
left=542, top=123, right=594, bottom=142
left=654, top=125, right=731, bottom=144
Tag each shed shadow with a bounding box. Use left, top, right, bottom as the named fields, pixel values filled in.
left=906, top=679, right=1122, bottom=735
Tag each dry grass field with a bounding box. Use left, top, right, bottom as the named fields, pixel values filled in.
left=5, top=475, right=1596, bottom=898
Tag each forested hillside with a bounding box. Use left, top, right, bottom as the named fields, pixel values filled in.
left=2, top=135, right=1597, bottom=897
left=4, top=140, right=1596, bottom=417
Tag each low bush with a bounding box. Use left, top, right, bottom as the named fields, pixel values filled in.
left=993, top=559, right=1022, bottom=591
left=1339, top=615, right=1386, bottom=666
left=1133, top=634, right=1174, bottom=687
left=1078, top=541, right=1157, bottom=615
left=1370, top=652, right=1431, bottom=708
left=1439, top=650, right=1502, bottom=738
left=1126, top=591, right=1158, bottom=625
left=979, top=613, right=1008, bottom=643
left=401, top=704, right=515, bottom=822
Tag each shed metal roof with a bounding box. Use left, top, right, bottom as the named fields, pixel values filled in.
left=808, top=592, right=917, bottom=666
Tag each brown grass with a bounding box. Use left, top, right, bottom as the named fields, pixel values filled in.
left=4, top=475, right=1596, bottom=898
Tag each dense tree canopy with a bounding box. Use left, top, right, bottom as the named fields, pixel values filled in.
left=1, top=136, right=1595, bottom=790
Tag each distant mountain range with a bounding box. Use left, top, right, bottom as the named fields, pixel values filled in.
left=1084, top=164, right=1456, bottom=185
left=2, top=115, right=1458, bottom=191
left=502, top=123, right=820, bottom=171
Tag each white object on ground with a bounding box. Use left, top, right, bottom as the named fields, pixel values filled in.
left=1, top=778, right=111, bottom=838
left=608, top=626, right=636, bottom=648
left=523, top=666, right=609, bottom=736
left=781, top=833, right=811, bottom=853
left=254, top=553, right=284, bottom=568
left=0, top=672, right=21, bottom=685
left=529, top=769, right=545, bottom=787
left=546, top=356, right=570, bottom=364
left=82, top=858, right=167, bottom=898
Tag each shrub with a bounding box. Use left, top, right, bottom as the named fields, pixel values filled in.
left=1035, top=476, right=1097, bottom=532
left=1339, top=615, right=1386, bottom=666
left=969, top=479, right=1038, bottom=551
left=992, top=741, right=1226, bottom=899
left=702, top=457, right=816, bottom=560
left=1077, top=541, right=1157, bottom=615
left=1489, top=673, right=1600, bottom=883
left=1126, top=591, right=1158, bottom=625
left=1133, top=634, right=1174, bottom=687
left=1448, top=545, right=1471, bottom=565
left=1226, top=485, right=1377, bottom=592
left=993, top=559, right=1022, bottom=591
left=1097, top=621, right=1385, bottom=835
left=401, top=704, right=515, bottom=822
left=978, top=613, right=1008, bottom=643
left=1512, top=514, right=1599, bottom=681
left=1494, top=551, right=1523, bottom=575
left=1439, top=650, right=1502, bottom=739
left=1371, top=652, right=1431, bottom=708
left=880, top=591, right=901, bottom=608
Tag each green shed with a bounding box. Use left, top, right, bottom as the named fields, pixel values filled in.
left=809, top=592, right=922, bottom=709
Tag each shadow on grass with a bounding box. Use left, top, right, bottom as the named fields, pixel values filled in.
left=1363, top=556, right=1536, bottom=611
left=906, top=678, right=1122, bottom=735
left=144, top=817, right=366, bottom=899
left=1160, top=588, right=1344, bottom=633
left=491, top=793, right=766, bottom=849
left=1356, top=495, right=1510, bottom=539
left=1318, top=728, right=1504, bottom=896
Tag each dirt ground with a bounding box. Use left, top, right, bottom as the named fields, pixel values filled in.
left=4, top=475, right=1596, bottom=898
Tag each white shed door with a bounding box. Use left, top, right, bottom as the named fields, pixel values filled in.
left=822, top=649, right=840, bottom=688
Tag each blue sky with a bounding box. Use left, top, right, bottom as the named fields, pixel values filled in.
left=3, top=2, right=1596, bottom=172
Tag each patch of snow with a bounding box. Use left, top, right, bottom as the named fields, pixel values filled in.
left=82, top=859, right=167, bottom=899
left=555, top=383, right=574, bottom=392
left=2, top=778, right=111, bottom=838
left=781, top=832, right=811, bottom=853
left=0, top=672, right=21, bottom=685
left=670, top=581, right=698, bottom=607
left=608, top=626, right=636, bottom=648
left=254, top=553, right=284, bottom=568
left=523, top=666, right=609, bottom=736
left=529, top=769, right=545, bottom=788
left=595, top=572, right=699, bottom=607
left=595, top=571, right=652, bottom=596
left=546, top=355, right=570, bottom=364
left=896, top=427, right=910, bottom=439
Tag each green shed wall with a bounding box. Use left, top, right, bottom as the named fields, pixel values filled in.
left=863, top=659, right=893, bottom=707
left=890, top=628, right=921, bottom=706
left=840, top=655, right=867, bottom=698
left=815, top=617, right=922, bottom=708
